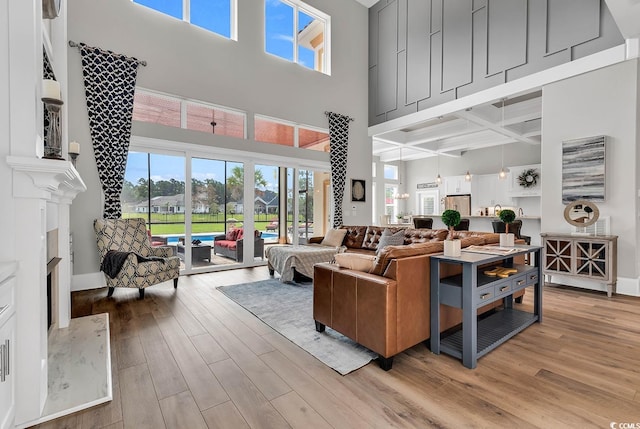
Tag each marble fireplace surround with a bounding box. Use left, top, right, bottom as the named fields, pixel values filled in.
left=8, top=156, right=112, bottom=427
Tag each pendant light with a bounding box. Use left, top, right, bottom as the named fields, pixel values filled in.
left=463, top=118, right=472, bottom=182
left=498, top=98, right=508, bottom=179
left=435, top=153, right=442, bottom=184
left=394, top=146, right=410, bottom=199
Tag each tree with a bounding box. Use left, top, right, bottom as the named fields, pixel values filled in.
left=226, top=165, right=268, bottom=202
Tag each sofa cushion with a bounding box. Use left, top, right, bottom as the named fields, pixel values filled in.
left=334, top=253, right=377, bottom=272
left=226, top=229, right=239, bottom=241
left=321, top=228, right=348, bottom=247
left=403, top=228, right=449, bottom=244
left=236, top=228, right=244, bottom=240
left=361, top=226, right=401, bottom=250
left=451, top=231, right=500, bottom=244
left=340, top=225, right=368, bottom=249
left=215, top=240, right=237, bottom=250
left=371, top=241, right=444, bottom=276
left=376, top=228, right=405, bottom=254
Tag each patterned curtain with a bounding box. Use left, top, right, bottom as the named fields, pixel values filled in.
left=79, top=44, right=141, bottom=219
left=327, top=112, right=352, bottom=228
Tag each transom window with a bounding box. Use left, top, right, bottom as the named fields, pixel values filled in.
left=133, top=89, right=247, bottom=139
left=265, top=0, right=331, bottom=75
left=254, top=115, right=329, bottom=151
left=133, top=0, right=237, bottom=40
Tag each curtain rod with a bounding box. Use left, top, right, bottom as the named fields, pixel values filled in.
left=68, top=40, right=147, bottom=67
left=324, top=111, right=355, bottom=122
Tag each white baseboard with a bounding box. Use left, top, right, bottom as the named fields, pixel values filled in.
left=549, top=275, right=640, bottom=297
left=71, top=272, right=105, bottom=292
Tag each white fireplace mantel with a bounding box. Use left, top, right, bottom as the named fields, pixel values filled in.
left=6, top=156, right=87, bottom=201
left=7, top=155, right=89, bottom=426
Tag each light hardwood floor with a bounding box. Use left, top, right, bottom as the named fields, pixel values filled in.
left=33, top=268, right=640, bottom=428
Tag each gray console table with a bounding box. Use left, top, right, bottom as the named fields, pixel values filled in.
left=541, top=233, right=617, bottom=297
left=430, top=245, right=543, bottom=369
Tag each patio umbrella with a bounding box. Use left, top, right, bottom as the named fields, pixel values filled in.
left=226, top=218, right=239, bottom=223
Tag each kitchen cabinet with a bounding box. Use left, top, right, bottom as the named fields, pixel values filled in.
left=444, top=175, right=471, bottom=195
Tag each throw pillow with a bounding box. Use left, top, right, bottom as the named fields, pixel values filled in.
left=334, top=253, right=377, bottom=273
left=376, top=228, right=405, bottom=254
left=321, top=228, right=348, bottom=247
left=225, top=229, right=239, bottom=241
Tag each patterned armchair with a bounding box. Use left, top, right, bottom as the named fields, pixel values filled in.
left=94, top=218, right=180, bottom=299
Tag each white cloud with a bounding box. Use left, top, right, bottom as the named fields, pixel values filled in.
left=272, top=34, right=294, bottom=43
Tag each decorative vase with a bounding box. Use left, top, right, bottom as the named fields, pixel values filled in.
left=444, top=239, right=461, bottom=257
left=500, top=233, right=515, bottom=247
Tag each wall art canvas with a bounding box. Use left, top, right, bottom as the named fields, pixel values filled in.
left=351, top=179, right=366, bottom=202
left=562, top=135, right=605, bottom=203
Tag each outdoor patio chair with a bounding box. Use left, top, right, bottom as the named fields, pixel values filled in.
left=94, top=218, right=180, bottom=299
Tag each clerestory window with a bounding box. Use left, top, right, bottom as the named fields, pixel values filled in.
left=265, top=0, right=331, bottom=75
left=133, top=0, right=237, bottom=40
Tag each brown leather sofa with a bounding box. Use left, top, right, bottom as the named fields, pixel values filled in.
left=312, top=225, right=525, bottom=370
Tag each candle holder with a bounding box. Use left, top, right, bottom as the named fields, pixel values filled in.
left=69, top=152, right=79, bottom=168
left=42, top=97, right=64, bottom=160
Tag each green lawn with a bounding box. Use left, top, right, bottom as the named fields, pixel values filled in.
left=123, top=212, right=304, bottom=236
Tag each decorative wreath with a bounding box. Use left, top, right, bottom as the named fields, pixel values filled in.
left=517, top=168, right=539, bottom=188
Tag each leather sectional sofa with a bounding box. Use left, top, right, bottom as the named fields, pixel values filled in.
left=312, top=225, right=525, bottom=370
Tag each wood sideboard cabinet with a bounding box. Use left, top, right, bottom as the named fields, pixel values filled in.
left=540, top=233, right=618, bottom=297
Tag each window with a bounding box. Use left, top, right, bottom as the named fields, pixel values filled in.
left=298, top=126, right=329, bottom=152
left=133, top=0, right=237, bottom=40
left=133, top=89, right=247, bottom=139
left=254, top=115, right=329, bottom=151
left=255, top=116, right=295, bottom=146
left=186, top=102, right=245, bottom=138
left=384, top=164, right=398, bottom=181
left=265, top=0, right=330, bottom=74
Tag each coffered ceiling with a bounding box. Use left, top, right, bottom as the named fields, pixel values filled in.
left=373, top=90, right=542, bottom=163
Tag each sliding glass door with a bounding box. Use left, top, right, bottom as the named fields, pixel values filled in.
left=123, top=149, right=329, bottom=273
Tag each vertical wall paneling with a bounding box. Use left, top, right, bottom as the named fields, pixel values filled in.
left=368, top=0, right=624, bottom=127
left=431, top=0, right=442, bottom=33
left=376, top=0, right=399, bottom=116
left=487, top=0, right=528, bottom=76
left=458, top=3, right=505, bottom=99
left=406, top=0, right=431, bottom=105
left=397, top=0, right=407, bottom=53
left=369, top=6, right=379, bottom=68
left=441, top=0, right=473, bottom=92
left=546, top=0, right=600, bottom=55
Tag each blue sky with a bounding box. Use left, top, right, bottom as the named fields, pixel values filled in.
left=125, top=152, right=281, bottom=191
left=134, top=0, right=315, bottom=66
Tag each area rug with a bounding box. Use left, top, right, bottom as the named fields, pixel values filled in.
left=218, top=279, right=377, bottom=375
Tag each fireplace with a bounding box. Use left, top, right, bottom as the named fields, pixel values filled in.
left=46, top=229, right=60, bottom=331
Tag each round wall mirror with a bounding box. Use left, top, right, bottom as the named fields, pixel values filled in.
left=564, top=200, right=600, bottom=227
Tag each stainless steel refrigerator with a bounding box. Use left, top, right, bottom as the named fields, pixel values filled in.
left=444, top=194, right=471, bottom=215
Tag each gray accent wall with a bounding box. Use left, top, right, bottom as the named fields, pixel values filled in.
left=369, top=0, right=624, bottom=125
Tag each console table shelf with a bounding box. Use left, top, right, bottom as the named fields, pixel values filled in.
left=430, top=246, right=543, bottom=369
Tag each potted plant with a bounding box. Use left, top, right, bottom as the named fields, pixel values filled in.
left=441, top=209, right=462, bottom=257
left=498, top=209, right=516, bottom=247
